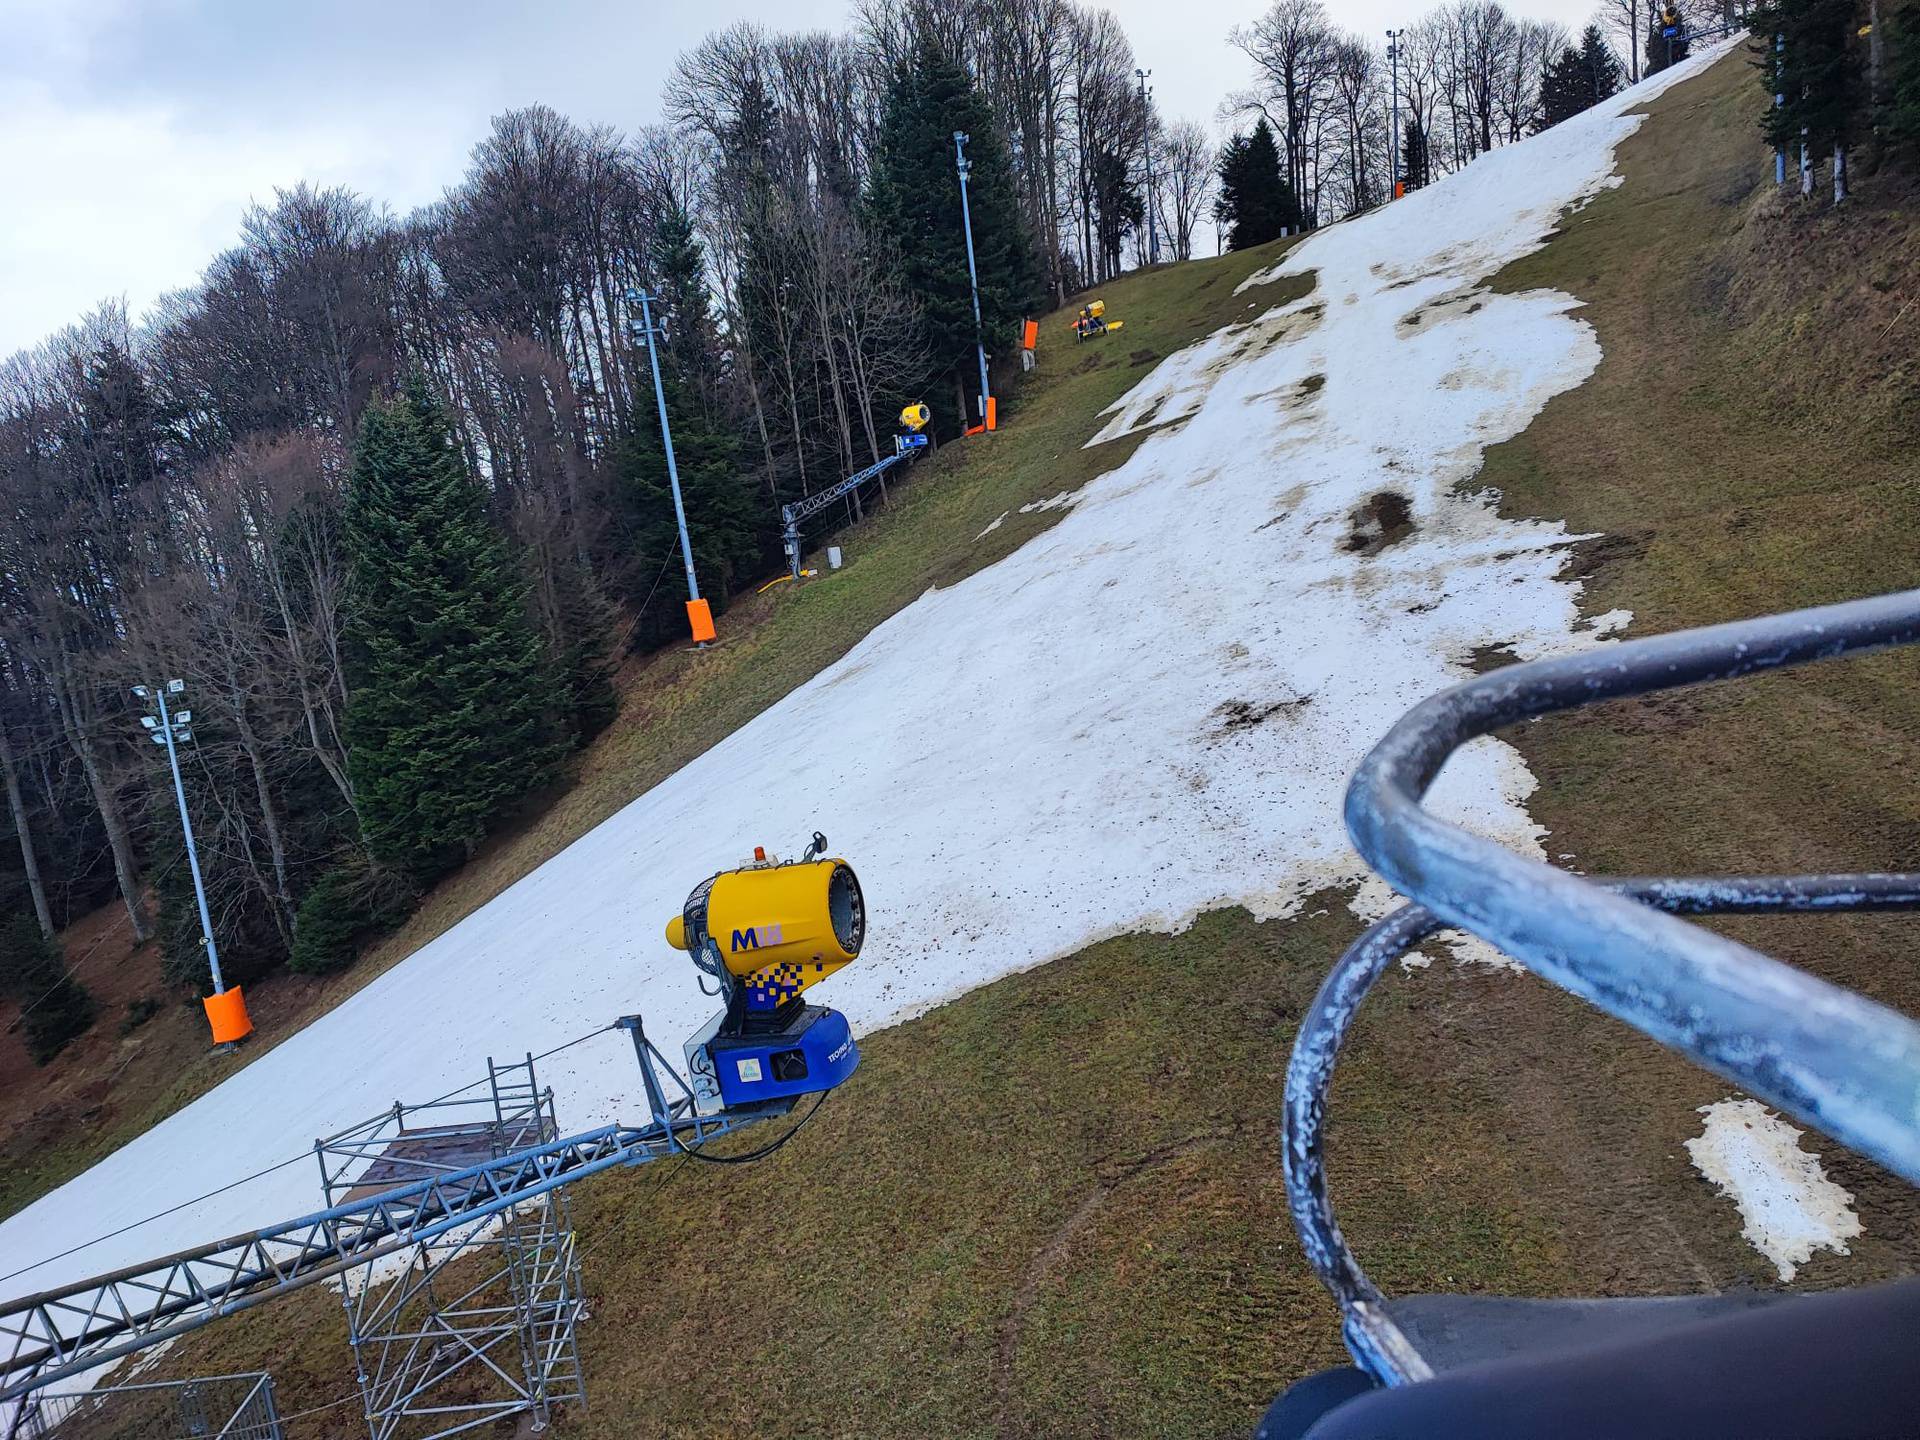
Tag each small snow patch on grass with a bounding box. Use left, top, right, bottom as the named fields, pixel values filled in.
left=1685, top=1097, right=1862, bottom=1281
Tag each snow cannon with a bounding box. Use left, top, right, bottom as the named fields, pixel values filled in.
left=668, top=833, right=864, bottom=1113
left=1070, top=299, right=1122, bottom=341
left=900, top=401, right=930, bottom=432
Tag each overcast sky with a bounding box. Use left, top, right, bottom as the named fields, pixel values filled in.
left=0, top=0, right=1605, bottom=359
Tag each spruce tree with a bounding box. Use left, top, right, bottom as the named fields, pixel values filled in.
left=1214, top=119, right=1300, bottom=249
left=1754, top=0, right=1865, bottom=186
left=344, top=377, right=564, bottom=883
left=1581, top=25, right=1626, bottom=105
left=1402, top=118, right=1433, bottom=191
left=1539, top=47, right=1592, bottom=129
left=1890, top=2, right=1920, bottom=153
left=0, top=912, right=93, bottom=1064
left=867, top=35, right=1039, bottom=428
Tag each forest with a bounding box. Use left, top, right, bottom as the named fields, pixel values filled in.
left=3, top=0, right=1911, bottom=1061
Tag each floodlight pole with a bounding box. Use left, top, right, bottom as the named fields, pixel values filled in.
left=144, top=682, right=223, bottom=995
left=952, top=131, right=992, bottom=425
left=1136, top=68, right=1158, bottom=263
left=630, top=286, right=704, bottom=626
left=1387, top=30, right=1403, bottom=197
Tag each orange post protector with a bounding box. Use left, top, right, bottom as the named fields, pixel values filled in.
left=687, top=598, right=716, bottom=644
left=203, top=986, right=253, bottom=1045
left=985, top=396, right=998, bottom=432
left=1021, top=319, right=1038, bottom=351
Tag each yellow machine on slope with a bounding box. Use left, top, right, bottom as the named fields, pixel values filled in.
left=1070, top=299, right=1123, bottom=341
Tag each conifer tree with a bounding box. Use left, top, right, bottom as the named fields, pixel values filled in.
left=1754, top=0, right=1865, bottom=194
left=1401, top=118, right=1433, bottom=191
left=1890, top=2, right=1920, bottom=151
left=1539, top=30, right=1622, bottom=130
left=343, top=377, right=563, bottom=883
left=1215, top=119, right=1301, bottom=249
left=867, top=35, right=1039, bottom=428
left=1539, top=46, right=1592, bottom=129
left=1581, top=25, right=1626, bottom=105
left=0, top=912, right=93, bottom=1064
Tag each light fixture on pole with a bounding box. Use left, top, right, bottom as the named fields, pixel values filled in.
left=1136, top=68, right=1158, bottom=264
left=1386, top=29, right=1403, bottom=199
left=135, top=679, right=250, bottom=1049
left=627, top=285, right=714, bottom=645
left=952, top=131, right=994, bottom=433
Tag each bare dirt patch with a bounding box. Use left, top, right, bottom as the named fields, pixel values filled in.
left=1342, top=491, right=1416, bottom=555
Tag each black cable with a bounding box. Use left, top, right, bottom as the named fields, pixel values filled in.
left=676, top=1091, right=830, bottom=1165
left=0, top=1150, right=311, bottom=1288
left=0, top=1023, right=620, bottom=1288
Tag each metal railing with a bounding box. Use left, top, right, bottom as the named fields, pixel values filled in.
left=1284, top=589, right=1920, bottom=1383
left=11, top=1372, right=281, bottom=1440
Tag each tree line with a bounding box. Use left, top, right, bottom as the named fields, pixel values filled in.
left=0, top=0, right=1220, bottom=1060
left=1755, top=0, right=1920, bottom=197
left=1210, top=0, right=1790, bottom=246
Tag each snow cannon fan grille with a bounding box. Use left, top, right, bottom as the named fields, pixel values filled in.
left=828, top=861, right=865, bottom=956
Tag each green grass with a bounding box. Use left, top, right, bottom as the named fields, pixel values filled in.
left=25, top=50, right=1920, bottom=1439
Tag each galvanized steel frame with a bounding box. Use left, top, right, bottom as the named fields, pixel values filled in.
left=1283, top=589, right=1920, bottom=1384
left=10, top=1370, right=282, bottom=1440
left=1, top=1017, right=782, bottom=1404
left=320, top=1053, right=587, bottom=1440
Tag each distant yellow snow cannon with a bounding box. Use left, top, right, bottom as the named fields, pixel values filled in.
left=667, top=833, right=865, bottom=1111
left=1070, top=299, right=1123, bottom=341
left=900, top=401, right=931, bottom=432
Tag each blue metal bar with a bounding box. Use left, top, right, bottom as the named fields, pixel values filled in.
left=1287, top=586, right=1920, bottom=1385
left=1345, top=589, right=1920, bottom=1182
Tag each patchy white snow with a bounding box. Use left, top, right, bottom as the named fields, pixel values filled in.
left=1686, top=1098, right=1863, bottom=1280
left=0, top=53, right=1724, bottom=1302
left=976, top=511, right=1008, bottom=539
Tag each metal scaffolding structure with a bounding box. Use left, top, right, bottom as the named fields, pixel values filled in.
left=11, top=1371, right=282, bottom=1440
left=1, top=1018, right=788, bottom=1408
left=315, top=1056, right=586, bottom=1439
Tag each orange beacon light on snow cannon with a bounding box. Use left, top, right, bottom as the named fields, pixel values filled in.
left=667, top=833, right=865, bottom=1112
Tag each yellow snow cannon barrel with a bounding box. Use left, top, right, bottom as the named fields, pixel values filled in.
left=666, top=857, right=866, bottom=994
left=900, top=401, right=930, bottom=432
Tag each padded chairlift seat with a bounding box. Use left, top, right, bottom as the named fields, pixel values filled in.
left=1272, top=1279, right=1920, bottom=1440
left=1377, top=1291, right=1787, bottom=1373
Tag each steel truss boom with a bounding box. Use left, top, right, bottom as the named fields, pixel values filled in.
left=0, top=1020, right=785, bottom=1401
left=780, top=443, right=924, bottom=580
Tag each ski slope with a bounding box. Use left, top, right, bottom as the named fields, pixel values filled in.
left=1, top=51, right=1727, bottom=1304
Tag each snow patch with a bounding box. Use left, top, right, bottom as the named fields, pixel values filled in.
left=0, top=48, right=1732, bottom=1302
left=1686, top=1098, right=1863, bottom=1281
left=976, top=511, right=1008, bottom=539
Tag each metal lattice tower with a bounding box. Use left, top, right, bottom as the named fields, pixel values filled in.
left=1, top=1017, right=781, bottom=1410
left=315, top=1056, right=586, bottom=1440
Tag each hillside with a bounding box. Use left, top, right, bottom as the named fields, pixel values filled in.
left=7, top=40, right=1920, bottom=1439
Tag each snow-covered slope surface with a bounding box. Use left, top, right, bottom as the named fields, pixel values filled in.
left=1, top=51, right=1725, bottom=1301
